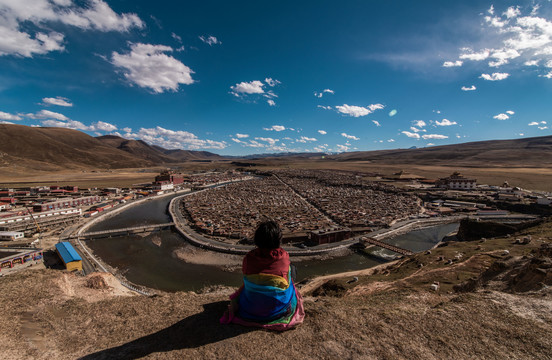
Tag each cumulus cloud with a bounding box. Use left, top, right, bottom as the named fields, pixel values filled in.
left=401, top=131, right=420, bottom=139
left=372, top=120, right=381, bottom=127
left=461, top=85, right=477, bottom=91
left=318, top=130, right=327, bottom=135
left=297, top=136, right=317, bottom=143
left=317, top=105, right=332, bottom=110
left=422, top=134, right=448, bottom=140
left=506, top=110, right=515, bottom=115
left=230, top=78, right=280, bottom=104
left=111, top=43, right=194, bottom=93
left=199, top=35, right=221, bottom=46
left=493, top=113, right=510, bottom=120
left=413, top=120, right=426, bottom=128
left=480, top=72, right=510, bottom=81
left=335, top=144, right=349, bottom=152
left=265, top=78, right=281, bottom=87
left=41, top=119, right=90, bottom=130
left=27, top=109, right=69, bottom=121
left=263, top=125, right=286, bottom=132
left=443, top=60, right=463, bottom=67
left=314, top=89, right=335, bottom=98
left=41, top=96, right=73, bottom=107
left=0, top=111, right=22, bottom=121
left=450, top=6, right=552, bottom=79
left=231, top=80, right=264, bottom=95
left=93, top=121, right=117, bottom=132
left=0, top=0, right=143, bottom=57
left=435, top=119, right=457, bottom=126
left=459, top=49, right=490, bottom=61
left=235, top=133, right=249, bottom=138
left=255, top=137, right=279, bottom=146
left=341, top=133, right=359, bottom=140
left=528, top=121, right=538, bottom=126
left=335, top=103, right=384, bottom=117
left=124, top=126, right=227, bottom=150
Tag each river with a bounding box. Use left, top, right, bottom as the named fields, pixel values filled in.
left=86, top=193, right=459, bottom=292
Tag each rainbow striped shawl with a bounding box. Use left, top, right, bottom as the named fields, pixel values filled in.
left=220, top=267, right=305, bottom=331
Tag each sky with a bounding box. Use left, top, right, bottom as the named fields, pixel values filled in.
left=0, top=0, right=551, bottom=156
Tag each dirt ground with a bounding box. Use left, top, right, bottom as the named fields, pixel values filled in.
left=1, top=219, right=552, bottom=359
left=2, top=161, right=552, bottom=191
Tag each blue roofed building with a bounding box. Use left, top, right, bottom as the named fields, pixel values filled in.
left=55, top=242, right=83, bottom=272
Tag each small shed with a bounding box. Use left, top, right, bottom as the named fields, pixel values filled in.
left=0, top=231, right=24, bottom=241
left=55, top=242, right=83, bottom=272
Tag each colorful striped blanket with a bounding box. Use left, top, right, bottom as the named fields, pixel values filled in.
left=220, top=267, right=305, bottom=331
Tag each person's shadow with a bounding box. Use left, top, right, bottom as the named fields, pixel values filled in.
left=80, top=301, right=255, bottom=359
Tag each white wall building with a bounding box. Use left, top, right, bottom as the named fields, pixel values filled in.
left=0, top=231, right=24, bottom=241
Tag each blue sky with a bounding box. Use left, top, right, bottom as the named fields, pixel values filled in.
left=0, top=0, right=551, bottom=155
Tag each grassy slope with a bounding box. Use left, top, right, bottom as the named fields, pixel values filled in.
left=1, top=222, right=551, bottom=359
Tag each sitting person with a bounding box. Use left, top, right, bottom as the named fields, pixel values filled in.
left=220, top=220, right=304, bottom=331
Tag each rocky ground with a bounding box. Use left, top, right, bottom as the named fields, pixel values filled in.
left=1, top=221, right=552, bottom=359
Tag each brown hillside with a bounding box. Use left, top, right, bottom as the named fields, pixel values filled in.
left=331, top=136, right=552, bottom=167
left=96, top=135, right=179, bottom=163
left=0, top=124, right=152, bottom=170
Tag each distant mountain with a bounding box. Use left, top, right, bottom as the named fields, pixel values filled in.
left=329, top=136, right=552, bottom=167
left=0, top=124, right=153, bottom=170
left=0, top=125, right=225, bottom=171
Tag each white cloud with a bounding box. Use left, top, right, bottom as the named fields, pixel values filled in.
left=93, top=121, right=117, bottom=132
left=235, top=133, right=249, bottom=138
left=402, top=131, right=420, bottom=139
left=435, top=119, right=457, bottom=126
left=265, top=78, right=281, bottom=87
left=230, top=80, right=264, bottom=95
left=171, top=33, right=182, bottom=43
left=422, top=134, right=448, bottom=140
left=410, top=127, right=423, bottom=133
left=504, top=6, right=521, bottom=19
left=266, top=99, right=276, bottom=106
left=480, top=72, right=510, bottom=81
left=125, top=126, right=227, bottom=150
left=28, top=109, right=69, bottom=121
left=111, top=43, right=194, bottom=93
left=387, top=139, right=395, bottom=142
left=413, top=120, right=426, bottom=128
left=41, top=119, right=90, bottom=130
left=335, top=104, right=384, bottom=117
left=297, top=136, right=317, bottom=143
left=528, top=122, right=539, bottom=126
left=263, top=125, right=285, bottom=132
left=318, top=130, right=327, bottom=135
left=442, top=60, right=463, bottom=67
left=542, top=121, right=548, bottom=124
left=255, top=137, right=279, bottom=146
left=0, top=0, right=143, bottom=57
left=335, top=144, right=349, bottom=152
left=0, top=111, right=22, bottom=121
left=372, top=120, right=381, bottom=127
left=506, top=110, right=515, bottom=115
left=493, top=113, right=510, bottom=120
left=199, top=35, right=221, bottom=46
left=461, top=85, right=477, bottom=91
left=539, top=126, right=549, bottom=130
left=341, top=133, right=359, bottom=140
left=317, top=105, right=332, bottom=110
left=122, top=127, right=132, bottom=133
left=525, top=60, right=539, bottom=66
left=314, top=88, right=335, bottom=98
left=459, top=49, right=490, bottom=61
left=41, top=96, right=73, bottom=107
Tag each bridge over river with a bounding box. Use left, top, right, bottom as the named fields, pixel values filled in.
left=61, top=223, right=174, bottom=240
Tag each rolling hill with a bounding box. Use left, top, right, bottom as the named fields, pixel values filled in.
left=329, top=135, right=552, bottom=167
left=0, top=125, right=224, bottom=171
